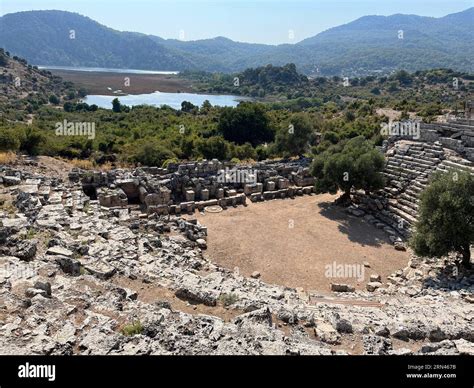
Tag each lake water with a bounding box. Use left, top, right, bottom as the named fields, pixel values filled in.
left=83, top=91, right=248, bottom=109
left=40, top=65, right=248, bottom=109
left=38, top=65, right=179, bottom=75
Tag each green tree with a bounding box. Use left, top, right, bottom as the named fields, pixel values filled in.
left=48, top=94, right=60, bottom=105
left=410, top=171, right=474, bottom=268
left=0, top=51, right=8, bottom=67
left=218, top=102, right=273, bottom=146
left=112, top=98, right=122, bottom=113
left=129, top=139, right=176, bottom=167
left=275, top=113, right=314, bottom=157
left=63, top=102, right=74, bottom=112
left=311, top=136, right=385, bottom=203
left=195, top=136, right=229, bottom=160
left=181, top=101, right=197, bottom=113
left=392, top=70, right=413, bottom=86
left=78, top=88, right=88, bottom=98
left=201, top=100, right=212, bottom=111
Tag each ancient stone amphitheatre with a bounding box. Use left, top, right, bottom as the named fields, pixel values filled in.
left=0, top=6, right=473, bottom=366
left=1, top=116, right=473, bottom=355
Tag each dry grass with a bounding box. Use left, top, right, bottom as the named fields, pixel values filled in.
left=0, top=194, right=16, bottom=216
left=99, top=161, right=134, bottom=171
left=69, top=158, right=95, bottom=170
left=65, top=158, right=132, bottom=171
left=0, top=152, right=17, bottom=165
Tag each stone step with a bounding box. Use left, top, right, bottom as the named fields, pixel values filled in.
left=391, top=154, right=437, bottom=169
left=437, top=165, right=474, bottom=177
left=445, top=122, right=474, bottom=130
left=377, top=209, right=412, bottom=234
left=384, top=166, right=413, bottom=179
left=389, top=199, right=418, bottom=217
left=386, top=160, right=424, bottom=174
left=405, top=187, right=421, bottom=197
left=398, top=195, right=419, bottom=212
left=386, top=203, right=417, bottom=225
left=412, top=181, right=427, bottom=191
left=440, top=159, right=474, bottom=170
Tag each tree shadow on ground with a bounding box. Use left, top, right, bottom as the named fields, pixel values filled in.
left=317, top=201, right=387, bottom=248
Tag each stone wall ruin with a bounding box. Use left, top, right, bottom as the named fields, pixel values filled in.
left=70, top=158, right=316, bottom=215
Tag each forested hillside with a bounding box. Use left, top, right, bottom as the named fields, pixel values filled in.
left=0, top=9, right=472, bottom=75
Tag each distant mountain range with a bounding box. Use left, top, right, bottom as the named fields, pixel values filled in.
left=0, top=9, right=473, bottom=75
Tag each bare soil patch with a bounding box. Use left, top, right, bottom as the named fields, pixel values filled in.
left=112, top=276, right=242, bottom=322
left=50, top=70, right=194, bottom=95
left=194, top=194, right=409, bottom=293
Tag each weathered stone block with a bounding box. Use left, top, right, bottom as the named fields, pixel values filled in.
left=265, top=181, right=276, bottom=191
left=277, top=178, right=289, bottom=189
left=185, top=190, right=195, bottom=202
left=244, top=183, right=263, bottom=195
left=116, top=179, right=140, bottom=200
left=200, top=189, right=210, bottom=201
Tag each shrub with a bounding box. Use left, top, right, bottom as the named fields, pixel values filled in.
left=218, top=293, right=239, bottom=307
left=162, top=158, right=179, bottom=168
left=120, top=320, right=143, bottom=336
left=195, top=136, right=229, bottom=160
left=20, top=127, right=44, bottom=155
left=231, top=142, right=257, bottom=161
left=49, top=95, right=60, bottom=105
left=0, top=126, right=21, bottom=152
left=128, top=139, right=176, bottom=167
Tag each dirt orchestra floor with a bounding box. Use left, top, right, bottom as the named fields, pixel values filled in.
left=194, top=194, right=410, bottom=293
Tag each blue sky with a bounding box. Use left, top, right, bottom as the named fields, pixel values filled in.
left=0, top=0, right=472, bottom=44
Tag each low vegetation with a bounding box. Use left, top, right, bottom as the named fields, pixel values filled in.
left=0, top=151, right=17, bottom=165
left=120, top=320, right=144, bottom=336
left=218, top=293, right=239, bottom=307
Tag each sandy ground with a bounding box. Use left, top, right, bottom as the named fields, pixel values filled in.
left=194, top=194, right=409, bottom=293
left=50, top=70, right=194, bottom=95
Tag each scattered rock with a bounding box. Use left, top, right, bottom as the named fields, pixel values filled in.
left=47, top=246, right=74, bottom=257
left=3, top=176, right=21, bottom=186
left=394, top=242, right=406, bottom=251
left=335, top=318, right=353, bottom=334
left=33, top=281, right=52, bottom=297
left=330, top=283, right=355, bottom=292
left=369, top=274, right=381, bottom=282
left=11, top=239, right=37, bottom=261
left=175, top=288, right=217, bottom=307
left=251, top=271, right=261, bottom=279
left=363, top=335, right=393, bottom=355
left=195, top=238, right=207, bottom=249
left=25, top=288, right=49, bottom=298
left=314, top=321, right=341, bottom=345
left=55, top=256, right=82, bottom=276
left=366, top=282, right=382, bottom=292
